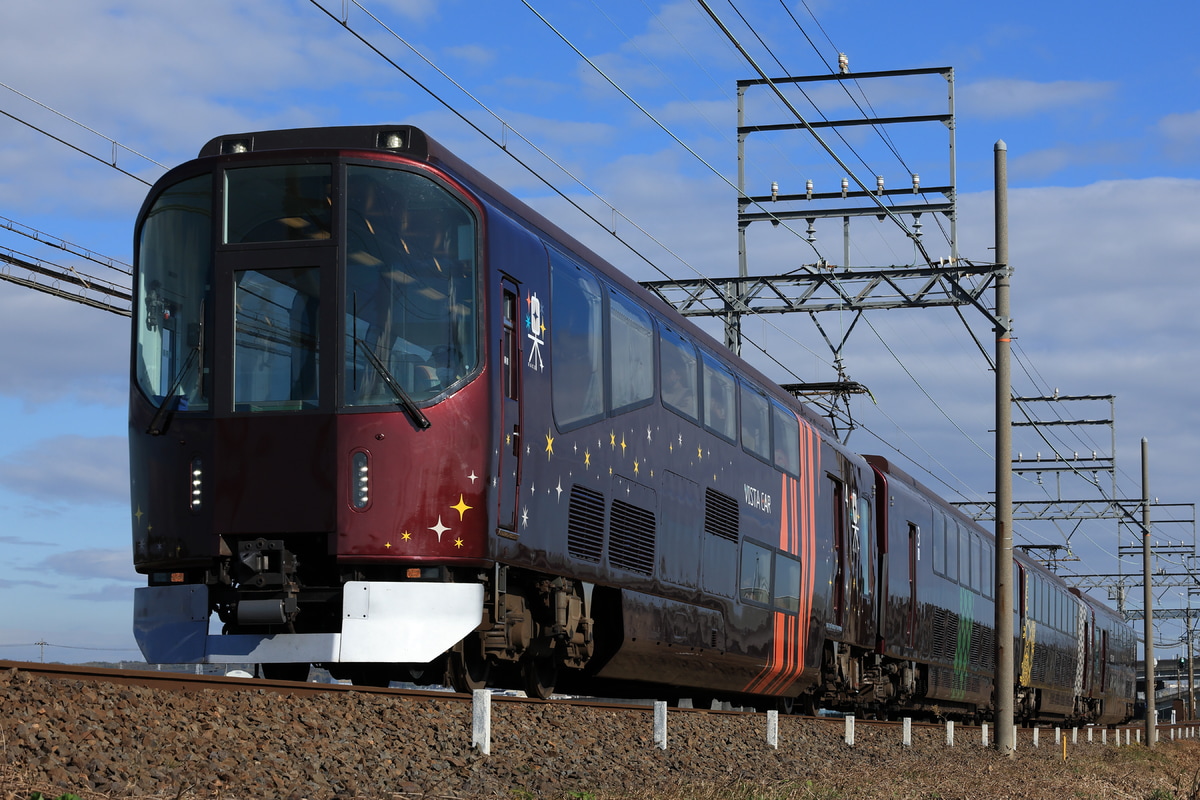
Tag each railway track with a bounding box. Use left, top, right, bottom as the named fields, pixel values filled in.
left=3, top=659, right=1195, bottom=799
left=5, top=658, right=1176, bottom=743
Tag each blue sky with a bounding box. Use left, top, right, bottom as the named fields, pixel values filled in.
left=1, top=0, right=1198, bottom=664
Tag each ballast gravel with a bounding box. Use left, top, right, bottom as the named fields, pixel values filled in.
left=0, top=667, right=1191, bottom=799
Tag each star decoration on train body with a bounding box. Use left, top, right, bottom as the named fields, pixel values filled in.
left=430, top=517, right=450, bottom=542
left=452, top=495, right=472, bottom=520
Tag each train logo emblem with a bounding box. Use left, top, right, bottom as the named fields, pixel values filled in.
left=526, top=292, right=544, bottom=371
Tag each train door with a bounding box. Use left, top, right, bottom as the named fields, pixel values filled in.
left=1099, top=629, right=1109, bottom=694
left=831, top=478, right=847, bottom=629
left=906, top=522, right=919, bottom=648
left=1083, top=607, right=1093, bottom=694
left=497, top=280, right=522, bottom=531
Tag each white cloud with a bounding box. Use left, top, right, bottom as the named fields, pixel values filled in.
left=960, top=78, right=1116, bottom=118
left=40, top=547, right=139, bottom=582
left=0, top=287, right=126, bottom=406
left=0, top=434, right=129, bottom=506
left=444, top=43, right=496, bottom=69
left=1159, top=109, right=1200, bottom=159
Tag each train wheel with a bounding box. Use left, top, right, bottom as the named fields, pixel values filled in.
left=448, top=636, right=490, bottom=693
left=521, top=655, right=557, bottom=700
left=260, top=663, right=310, bottom=682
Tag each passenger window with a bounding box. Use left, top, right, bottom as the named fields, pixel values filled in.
left=660, top=328, right=698, bottom=421
left=740, top=541, right=773, bottom=604
left=702, top=357, right=737, bottom=442
left=551, top=256, right=604, bottom=428
left=967, top=533, right=978, bottom=593
left=740, top=384, right=770, bottom=460
left=944, top=520, right=957, bottom=582
left=608, top=290, right=654, bottom=413
left=773, top=554, right=801, bottom=612
left=771, top=403, right=800, bottom=476
left=857, top=494, right=872, bottom=594
left=983, top=540, right=993, bottom=599
left=932, top=514, right=945, bottom=576
left=958, top=524, right=970, bottom=589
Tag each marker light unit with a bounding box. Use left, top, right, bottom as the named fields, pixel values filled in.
left=189, top=457, right=203, bottom=513
left=351, top=451, right=370, bottom=510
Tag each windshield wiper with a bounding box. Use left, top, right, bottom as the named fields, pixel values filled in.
left=147, top=299, right=204, bottom=437
left=354, top=338, right=432, bottom=430
left=146, top=345, right=199, bottom=436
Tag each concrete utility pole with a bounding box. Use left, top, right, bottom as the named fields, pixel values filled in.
left=993, top=140, right=1015, bottom=754
left=1143, top=438, right=1156, bottom=745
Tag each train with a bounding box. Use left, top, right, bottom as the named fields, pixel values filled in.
left=129, top=124, right=1136, bottom=724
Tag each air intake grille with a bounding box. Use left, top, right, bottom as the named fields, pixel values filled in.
left=567, top=485, right=605, bottom=562
left=704, top=488, right=739, bottom=542
left=609, top=499, right=655, bottom=574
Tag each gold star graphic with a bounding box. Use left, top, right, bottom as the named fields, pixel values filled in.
left=401, top=531, right=412, bottom=541
left=453, top=537, right=465, bottom=548
left=633, top=459, right=640, bottom=476
left=620, top=435, right=627, bottom=456
left=384, top=541, right=392, bottom=549
left=452, top=495, right=472, bottom=520
left=609, top=430, right=617, bottom=449
left=697, top=445, right=703, bottom=460
left=545, top=430, right=555, bottom=459
left=584, top=449, right=591, bottom=468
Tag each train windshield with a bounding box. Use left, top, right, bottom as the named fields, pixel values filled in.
left=343, top=165, right=478, bottom=406
left=134, top=173, right=213, bottom=411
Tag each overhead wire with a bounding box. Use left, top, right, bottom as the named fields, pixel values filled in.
left=520, top=0, right=1005, bottom=500
left=740, top=3, right=1131, bottom=534
left=0, top=214, right=131, bottom=277
left=317, top=0, right=1137, bottom=550
left=694, top=0, right=933, bottom=266
left=0, top=106, right=152, bottom=187
left=0, top=81, right=168, bottom=173
left=309, top=0, right=841, bottom=376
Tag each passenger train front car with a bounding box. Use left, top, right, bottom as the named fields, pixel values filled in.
left=130, top=125, right=1135, bottom=721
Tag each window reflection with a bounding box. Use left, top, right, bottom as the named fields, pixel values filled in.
left=343, top=165, right=478, bottom=406
left=135, top=174, right=212, bottom=411
left=660, top=328, right=697, bottom=420
left=235, top=268, right=320, bottom=411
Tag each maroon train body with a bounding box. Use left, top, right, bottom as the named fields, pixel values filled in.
left=130, top=125, right=1135, bottom=723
